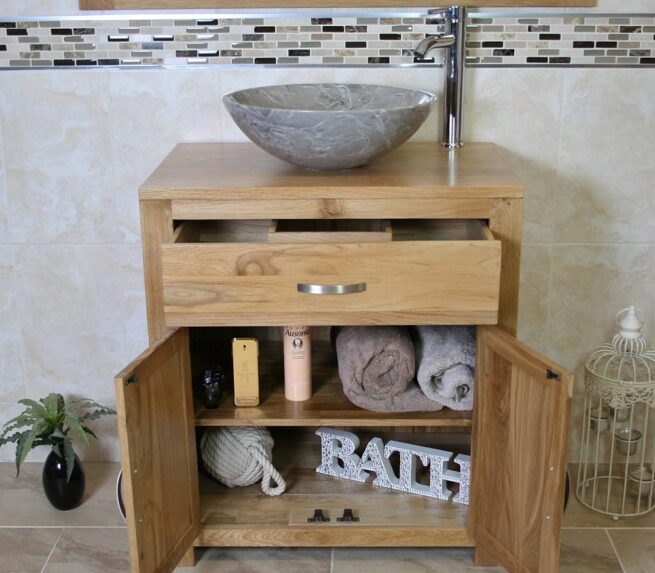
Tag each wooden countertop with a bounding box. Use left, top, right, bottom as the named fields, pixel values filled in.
left=140, top=142, right=524, bottom=201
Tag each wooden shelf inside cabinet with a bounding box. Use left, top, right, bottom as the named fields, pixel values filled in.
left=195, top=342, right=472, bottom=429
left=195, top=430, right=473, bottom=548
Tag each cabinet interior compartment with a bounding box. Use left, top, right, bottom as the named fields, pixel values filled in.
left=190, top=326, right=475, bottom=547
left=196, top=426, right=473, bottom=547
left=189, top=327, right=474, bottom=429
left=172, top=219, right=494, bottom=244
left=270, top=219, right=392, bottom=243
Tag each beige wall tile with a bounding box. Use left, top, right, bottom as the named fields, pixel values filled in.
left=548, top=245, right=655, bottom=391
left=608, top=529, right=655, bottom=573
left=119, top=250, right=148, bottom=359
left=0, top=528, right=62, bottom=573
left=548, top=245, right=655, bottom=461
left=559, top=529, right=622, bottom=573
left=518, top=245, right=552, bottom=353
left=2, top=1, right=81, bottom=15
left=0, top=462, right=124, bottom=526
left=570, top=0, right=655, bottom=12
left=0, top=247, right=24, bottom=403
left=0, top=72, right=117, bottom=244
left=12, top=245, right=147, bottom=461
left=0, top=402, right=40, bottom=462
left=109, top=69, right=222, bottom=242
left=556, top=69, right=655, bottom=244
left=43, top=528, right=129, bottom=573
left=15, top=245, right=129, bottom=400
left=333, top=548, right=503, bottom=572
left=333, top=67, right=444, bottom=142
left=178, top=548, right=331, bottom=573
left=464, top=68, right=563, bottom=244
left=567, top=396, right=587, bottom=463
left=0, top=126, right=8, bottom=242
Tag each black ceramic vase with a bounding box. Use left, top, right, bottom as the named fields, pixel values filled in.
left=42, top=449, right=85, bottom=510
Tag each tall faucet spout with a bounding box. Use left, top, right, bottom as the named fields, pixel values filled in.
left=414, top=6, right=467, bottom=148
left=414, top=34, right=456, bottom=58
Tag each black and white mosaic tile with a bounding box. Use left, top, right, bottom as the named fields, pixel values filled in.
left=467, top=13, right=655, bottom=66
left=0, top=15, right=444, bottom=68
left=0, top=12, right=654, bottom=69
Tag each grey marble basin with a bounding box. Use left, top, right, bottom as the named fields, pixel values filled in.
left=223, top=83, right=437, bottom=170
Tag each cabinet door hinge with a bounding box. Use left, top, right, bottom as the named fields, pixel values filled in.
left=546, top=369, right=561, bottom=381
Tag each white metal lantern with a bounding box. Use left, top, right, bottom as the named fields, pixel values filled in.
left=577, top=306, right=655, bottom=519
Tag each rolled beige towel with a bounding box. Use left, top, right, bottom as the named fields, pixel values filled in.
left=336, top=326, right=443, bottom=413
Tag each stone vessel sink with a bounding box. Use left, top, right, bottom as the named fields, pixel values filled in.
left=223, top=83, right=437, bottom=170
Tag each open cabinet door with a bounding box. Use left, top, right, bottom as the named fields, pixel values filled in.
left=469, top=326, right=573, bottom=573
left=115, top=328, right=200, bottom=573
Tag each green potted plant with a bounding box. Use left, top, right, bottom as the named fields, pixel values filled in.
left=0, top=393, right=115, bottom=510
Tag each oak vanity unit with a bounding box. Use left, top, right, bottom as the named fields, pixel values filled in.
left=115, top=142, right=573, bottom=573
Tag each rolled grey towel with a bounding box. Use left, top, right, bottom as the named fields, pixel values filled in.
left=336, top=326, right=443, bottom=413
left=414, top=326, right=476, bottom=411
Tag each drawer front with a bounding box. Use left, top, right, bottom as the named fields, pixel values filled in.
left=161, top=241, right=501, bottom=326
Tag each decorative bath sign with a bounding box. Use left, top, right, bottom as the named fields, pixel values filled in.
left=315, top=428, right=470, bottom=505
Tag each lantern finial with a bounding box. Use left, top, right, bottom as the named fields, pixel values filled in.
left=617, top=306, right=643, bottom=340
left=612, top=306, right=646, bottom=355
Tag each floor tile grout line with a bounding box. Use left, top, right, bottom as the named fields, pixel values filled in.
left=330, top=547, right=334, bottom=573
left=605, top=528, right=627, bottom=573
left=39, top=527, right=64, bottom=573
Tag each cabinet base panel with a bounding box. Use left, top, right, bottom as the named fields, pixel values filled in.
left=195, top=527, right=474, bottom=547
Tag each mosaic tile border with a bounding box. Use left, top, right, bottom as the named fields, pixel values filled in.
left=0, top=12, right=654, bottom=69
left=467, top=13, right=655, bottom=67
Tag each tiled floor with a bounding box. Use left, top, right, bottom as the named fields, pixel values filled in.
left=1, top=463, right=654, bottom=573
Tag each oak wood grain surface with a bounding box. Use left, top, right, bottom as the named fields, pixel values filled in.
left=161, top=239, right=502, bottom=327
left=115, top=329, right=200, bottom=573
left=469, top=326, right=572, bottom=573
left=170, top=197, right=497, bottom=220
left=489, top=197, right=523, bottom=335
left=140, top=142, right=524, bottom=201
left=140, top=200, right=174, bottom=343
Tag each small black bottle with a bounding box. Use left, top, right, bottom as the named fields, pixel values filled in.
left=200, top=366, right=226, bottom=409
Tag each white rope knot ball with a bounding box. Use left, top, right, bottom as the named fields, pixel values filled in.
left=200, top=427, right=286, bottom=496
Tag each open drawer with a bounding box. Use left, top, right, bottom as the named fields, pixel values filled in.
left=160, top=219, right=502, bottom=327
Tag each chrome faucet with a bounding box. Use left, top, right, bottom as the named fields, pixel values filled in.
left=415, top=6, right=467, bottom=148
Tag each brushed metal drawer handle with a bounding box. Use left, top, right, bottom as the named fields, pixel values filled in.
left=297, top=282, right=366, bottom=295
